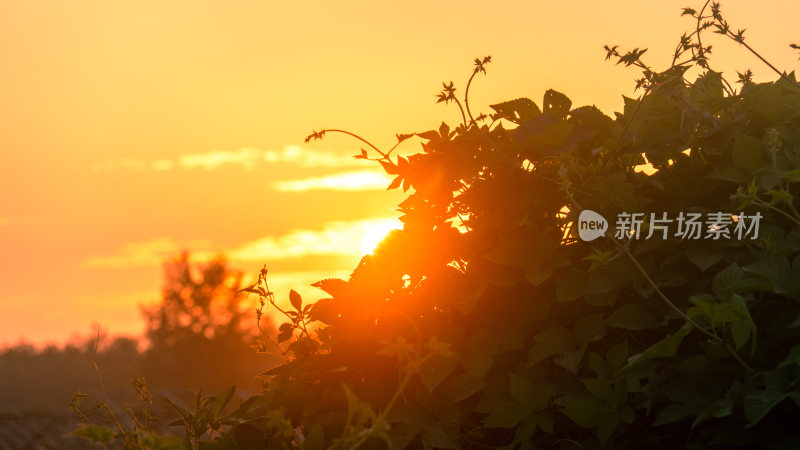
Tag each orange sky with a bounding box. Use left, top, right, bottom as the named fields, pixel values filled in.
left=1, top=0, right=798, bottom=345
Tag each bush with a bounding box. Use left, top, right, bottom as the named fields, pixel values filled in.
left=73, top=3, right=800, bottom=448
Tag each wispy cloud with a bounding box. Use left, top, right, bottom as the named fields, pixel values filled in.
left=272, top=170, right=393, bottom=192
left=84, top=217, right=402, bottom=268
left=178, top=148, right=265, bottom=171
left=263, top=145, right=368, bottom=169
left=228, top=217, right=401, bottom=261
left=84, top=238, right=213, bottom=268
left=91, top=146, right=367, bottom=172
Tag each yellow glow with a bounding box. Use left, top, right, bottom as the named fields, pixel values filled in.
left=361, top=219, right=403, bottom=255
left=273, top=170, right=393, bottom=192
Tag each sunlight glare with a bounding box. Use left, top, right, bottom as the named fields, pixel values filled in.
left=360, top=219, right=403, bottom=255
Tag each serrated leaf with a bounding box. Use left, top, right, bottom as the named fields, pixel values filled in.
left=311, top=278, right=348, bottom=297
left=543, top=89, right=572, bottom=118
left=490, top=97, right=541, bottom=123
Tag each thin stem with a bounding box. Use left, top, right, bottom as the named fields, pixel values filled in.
left=319, top=129, right=390, bottom=160
left=752, top=198, right=800, bottom=226
left=729, top=33, right=800, bottom=89
left=452, top=96, right=468, bottom=129
left=610, top=238, right=755, bottom=373
left=464, top=70, right=480, bottom=127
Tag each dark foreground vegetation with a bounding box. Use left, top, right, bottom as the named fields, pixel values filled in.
left=5, top=2, right=800, bottom=448
left=0, top=254, right=279, bottom=449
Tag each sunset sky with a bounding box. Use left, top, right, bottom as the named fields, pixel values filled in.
left=1, top=0, right=798, bottom=345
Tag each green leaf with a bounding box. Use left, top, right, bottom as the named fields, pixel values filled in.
left=212, top=385, right=236, bottom=417
left=684, top=250, right=724, bottom=272
left=778, top=344, right=800, bottom=368
left=484, top=400, right=526, bottom=428
left=389, top=423, right=420, bottom=450
left=439, top=374, right=488, bottom=406
left=607, top=303, right=659, bottom=330
left=574, top=313, right=605, bottom=344
left=618, top=325, right=691, bottom=376
left=509, top=373, right=552, bottom=411
left=744, top=389, right=791, bottom=427
left=419, top=354, right=458, bottom=393
left=606, top=340, right=629, bottom=375
left=556, top=269, right=587, bottom=302
left=729, top=295, right=756, bottom=351
left=141, top=432, right=183, bottom=450
left=707, top=166, right=751, bottom=184
left=420, top=424, right=459, bottom=449
left=528, top=327, right=575, bottom=366
left=653, top=402, right=702, bottom=426
left=165, top=397, right=191, bottom=423
left=597, top=415, right=620, bottom=443
left=690, top=70, right=724, bottom=105
left=421, top=408, right=460, bottom=449
left=732, top=134, right=767, bottom=171
left=744, top=257, right=792, bottom=293
left=558, top=395, right=610, bottom=428
left=712, top=263, right=743, bottom=299
left=70, top=425, right=115, bottom=443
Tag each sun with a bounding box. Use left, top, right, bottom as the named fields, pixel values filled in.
left=360, top=219, right=402, bottom=255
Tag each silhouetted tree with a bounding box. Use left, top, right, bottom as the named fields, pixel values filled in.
left=141, top=252, right=271, bottom=390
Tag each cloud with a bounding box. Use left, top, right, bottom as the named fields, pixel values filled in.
left=0, top=217, right=8, bottom=227
left=85, top=238, right=213, bottom=268
left=178, top=148, right=264, bottom=170
left=272, top=170, right=393, bottom=192
left=152, top=159, right=174, bottom=171
left=91, top=146, right=368, bottom=172
left=228, top=217, right=401, bottom=261
left=84, top=217, right=402, bottom=268
left=263, top=145, right=367, bottom=169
